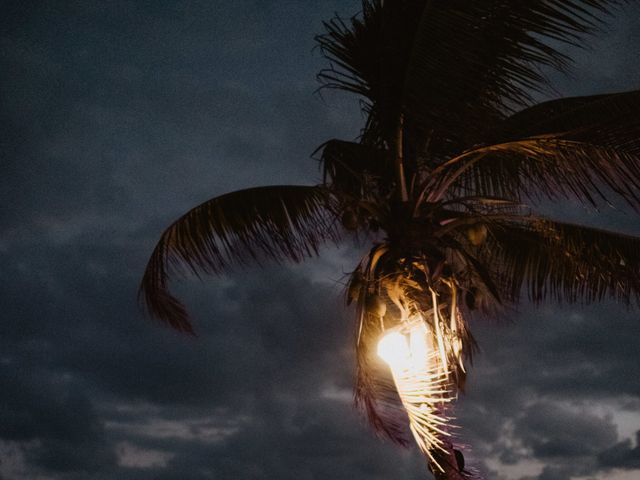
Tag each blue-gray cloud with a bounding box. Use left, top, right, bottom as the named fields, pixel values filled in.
left=598, top=431, right=640, bottom=470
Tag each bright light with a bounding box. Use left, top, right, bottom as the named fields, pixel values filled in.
left=377, top=324, right=429, bottom=371
left=377, top=322, right=454, bottom=473
left=377, top=331, right=409, bottom=368
left=409, top=323, right=428, bottom=364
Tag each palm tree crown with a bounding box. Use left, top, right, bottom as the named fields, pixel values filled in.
left=140, top=1, right=640, bottom=478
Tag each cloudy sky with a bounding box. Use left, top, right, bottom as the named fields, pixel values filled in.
left=2, top=1, right=640, bottom=479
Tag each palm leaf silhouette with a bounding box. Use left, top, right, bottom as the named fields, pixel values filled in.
left=140, top=185, right=338, bottom=332
left=483, top=218, right=640, bottom=304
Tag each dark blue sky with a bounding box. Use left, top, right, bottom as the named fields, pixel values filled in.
left=2, top=2, right=640, bottom=479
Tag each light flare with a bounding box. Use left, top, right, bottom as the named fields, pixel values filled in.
left=377, top=331, right=409, bottom=368
left=377, top=320, right=457, bottom=473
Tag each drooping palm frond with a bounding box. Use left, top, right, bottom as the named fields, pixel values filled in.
left=428, top=136, right=640, bottom=210
left=355, top=321, right=476, bottom=480
left=354, top=309, right=412, bottom=446
left=481, top=217, right=640, bottom=305
left=378, top=324, right=456, bottom=471
left=352, top=244, right=479, bottom=478
left=139, top=186, right=339, bottom=332
left=349, top=246, right=412, bottom=445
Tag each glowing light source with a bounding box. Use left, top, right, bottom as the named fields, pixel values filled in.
left=376, top=323, right=429, bottom=372
left=409, top=323, right=429, bottom=366
left=377, top=321, right=454, bottom=473
left=377, top=331, right=409, bottom=368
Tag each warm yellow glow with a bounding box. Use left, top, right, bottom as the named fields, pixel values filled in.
left=377, top=321, right=454, bottom=473
left=377, top=331, right=409, bottom=368
left=377, top=323, right=430, bottom=371
left=409, top=323, right=428, bottom=365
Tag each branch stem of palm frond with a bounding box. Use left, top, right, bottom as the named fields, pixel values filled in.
left=396, top=114, right=409, bottom=202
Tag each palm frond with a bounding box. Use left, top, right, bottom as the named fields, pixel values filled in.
left=317, top=1, right=623, bottom=155
left=139, top=186, right=339, bottom=332
left=482, top=217, right=640, bottom=305
left=350, top=249, right=412, bottom=445
left=316, top=1, right=385, bottom=103
left=403, top=1, right=623, bottom=138
left=429, top=137, right=640, bottom=210
left=488, top=89, right=640, bottom=156
left=354, top=331, right=412, bottom=446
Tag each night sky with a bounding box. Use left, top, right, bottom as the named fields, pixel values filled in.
left=2, top=2, right=640, bottom=479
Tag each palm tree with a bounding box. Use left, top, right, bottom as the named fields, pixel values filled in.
left=139, top=1, right=640, bottom=478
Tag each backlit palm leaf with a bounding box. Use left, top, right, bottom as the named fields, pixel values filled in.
left=430, top=137, right=640, bottom=209
left=139, top=186, right=339, bottom=332
left=482, top=218, right=640, bottom=304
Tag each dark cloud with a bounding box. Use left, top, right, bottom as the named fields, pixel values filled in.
left=2, top=1, right=640, bottom=480
left=598, top=431, right=640, bottom=470
left=515, top=402, right=617, bottom=459
left=454, top=303, right=640, bottom=477
left=535, top=466, right=573, bottom=480
left=141, top=396, right=425, bottom=480
left=0, top=367, right=115, bottom=473
left=0, top=0, right=362, bottom=238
